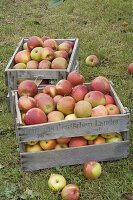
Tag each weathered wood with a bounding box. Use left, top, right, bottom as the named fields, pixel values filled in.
left=20, top=140, right=129, bottom=171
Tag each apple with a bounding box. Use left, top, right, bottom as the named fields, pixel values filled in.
left=85, top=55, right=100, bottom=67
left=27, top=141, right=38, bottom=146
left=18, top=80, right=38, bottom=97
left=91, top=105, right=108, bottom=117
left=65, top=40, right=74, bottom=48
left=54, top=50, right=69, bottom=60
left=93, top=135, right=106, bottom=144
left=83, top=135, right=98, bottom=140
left=43, top=39, right=58, bottom=50
left=61, top=184, right=80, bottom=200
left=101, top=132, right=118, bottom=139
left=58, top=42, right=72, bottom=53
left=39, top=139, right=57, bottom=150
left=40, top=47, right=55, bottom=61
left=48, top=173, right=67, bottom=191
left=67, top=71, right=85, bottom=86
left=56, top=137, right=71, bottom=144
left=74, top=100, right=92, bottom=118
left=90, top=76, right=111, bottom=94
left=65, top=113, right=77, bottom=120
left=53, top=95, right=63, bottom=107
left=84, top=91, right=106, bottom=107
left=57, top=96, right=75, bottom=115
left=55, top=144, right=68, bottom=149
left=14, top=50, right=31, bottom=64
left=83, top=161, right=102, bottom=180
left=26, top=60, right=39, bottom=69
left=88, top=140, right=94, bottom=145
left=106, top=133, right=122, bottom=143
left=30, top=47, right=43, bottom=62
left=51, top=57, right=67, bottom=69
left=13, top=63, right=27, bottom=69
left=71, top=85, right=88, bottom=102
left=105, top=94, right=115, bottom=105
left=69, top=137, right=87, bottom=147
left=41, top=35, right=50, bottom=42
left=47, top=111, right=65, bottom=122
left=38, top=59, right=51, bottom=69
left=34, top=93, right=47, bottom=102
left=43, top=85, right=56, bottom=97
left=26, top=143, right=43, bottom=152
left=56, top=79, right=72, bottom=96
left=24, top=107, right=47, bottom=125
left=18, top=96, right=36, bottom=112
left=37, top=94, right=55, bottom=114
left=23, top=42, right=29, bottom=50
left=105, top=104, right=120, bottom=115
left=128, top=63, right=133, bottom=74
left=27, top=36, right=44, bottom=51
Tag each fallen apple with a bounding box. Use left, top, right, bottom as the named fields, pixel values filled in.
left=83, top=161, right=102, bottom=180
left=61, top=184, right=80, bottom=200
left=86, top=55, right=100, bottom=67
left=128, top=63, right=133, bottom=74
left=48, top=173, right=67, bottom=191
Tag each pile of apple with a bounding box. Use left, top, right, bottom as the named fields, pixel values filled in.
left=13, top=35, right=74, bottom=70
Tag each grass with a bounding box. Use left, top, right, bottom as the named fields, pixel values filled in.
left=0, top=0, right=133, bottom=199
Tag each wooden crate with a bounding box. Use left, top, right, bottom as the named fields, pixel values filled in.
left=14, top=84, right=130, bottom=171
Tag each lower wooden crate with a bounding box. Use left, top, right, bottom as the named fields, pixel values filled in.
left=19, top=132, right=129, bottom=171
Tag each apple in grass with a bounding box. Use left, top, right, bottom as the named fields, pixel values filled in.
left=26, top=143, right=43, bottom=152
left=14, top=50, right=31, bottom=64
left=43, top=85, right=56, bottom=97
left=18, top=96, right=36, bottom=113
left=65, top=113, right=77, bottom=120
left=71, top=85, right=88, bottom=102
left=105, top=94, right=115, bottom=105
left=83, top=161, right=102, bottom=180
left=37, top=94, right=55, bottom=114
left=27, top=36, right=44, bottom=51
left=39, top=139, right=57, bottom=150
left=61, top=184, right=80, bottom=200
left=48, top=173, right=67, bottom=191
left=57, top=96, right=75, bottom=115
left=40, top=47, right=55, bottom=61
left=51, top=57, right=68, bottom=69
left=30, top=47, right=43, bottom=62
left=105, top=104, right=120, bottom=115
left=85, top=55, right=100, bottom=67
left=91, top=105, right=108, bottom=117
left=47, top=111, right=65, bottom=122
left=13, top=63, right=27, bottom=69
left=74, top=100, right=92, bottom=118
left=56, top=137, right=71, bottom=144
left=18, top=80, right=38, bottom=97
left=56, top=79, right=72, bottom=96
left=69, top=137, right=87, bottom=147
left=26, top=60, right=39, bottom=69
left=67, top=71, right=85, bottom=87
left=43, top=39, right=58, bottom=50
left=128, top=63, right=133, bottom=74
left=24, top=108, right=47, bottom=125
left=90, top=76, right=111, bottom=94
left=38, top=60, right=51, bottom=69
left=84, top=91, right=106, bottom=107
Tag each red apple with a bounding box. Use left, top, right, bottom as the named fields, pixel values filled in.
left=86, top=55, right=100, bottom=67
left=57, top=96, right=75, bottom=115
left=18, top=80, right=38, bottom=97
left=37, top=94, right=55, bottom=114
left=84, top=91, right=106, bottom=107
left=18, top=96, right=36, bottom=112
left=40, top=47, right=55, bottom=61
left=56, top=79, right=72, bottom=96
left=43, top=39, right=58, bottom=50
left=128, top=63, right=133, bottom=74
left=27, top=36, right=44, bottom=51
left=83, top=161, right=102, bottom=180
left=51, top=57, right=67, bottom=69
left=56, top=137, right=71, bottom=144
left=41, top=35, right=50, bottom=42
left=26, top=143, right=43, bottom=152
left=105, top=104, right=120, bottom=115
left=54, top=50, right=69, bottom=60
left=38, top=59, right=51, bottom=69
left=47, top=111, right=64, bottom=122
left=26, top=60, right=39, bottom=69
left=30, top=47, right=43, bottom=62
left=67, top=71, right=85, bottom=86
left=69, top=137, right=87, bottom=147
left=74, top=100, right=92, bottom=118
left=65, top=40, right=74, bottom=48
left=24, top=108, right=47, bottom=125
left=34, top=93, right=47, bottom=102
left=14, top=50, right=31, bottom=64
left=105, top=94, right=115, bottom=105
left=71, top=85, right=88, bottom=102
left=43, top=85, right=56, bottom=97
left=93, top=135, right=106, bottom=144
left=58, top=42, right=72, bottom=53
left=39, top=139, right=57, bottom=150
left=53, top=95, right=63, bottom=107
left=61, top=184, right=80, bottom=200
left=13, top=63, right=27, bottom=69
left=91, top=105, right=108, bottom=117
left=90, top=76, right=111, bottom=94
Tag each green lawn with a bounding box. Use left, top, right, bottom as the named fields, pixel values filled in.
left=0, top=0, right=133, bottom=199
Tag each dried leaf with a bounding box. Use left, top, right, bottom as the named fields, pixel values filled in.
left=122, top=193, right=133, bottom=200
left=48, top=0, right=64, bottom=8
